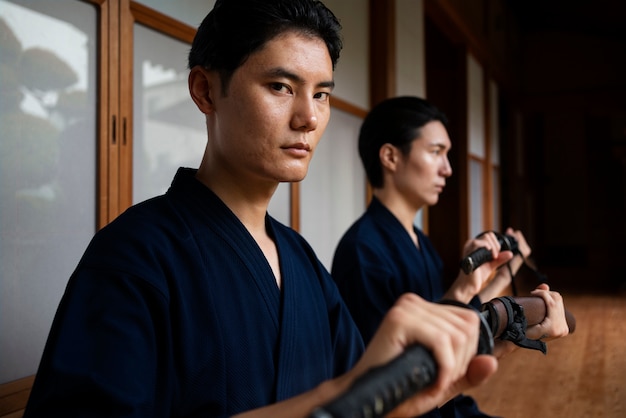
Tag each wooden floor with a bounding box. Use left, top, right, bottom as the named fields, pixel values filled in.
left=465, top=292, right=626, bottom=418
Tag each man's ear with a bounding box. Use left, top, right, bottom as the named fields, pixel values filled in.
left=379, top=143, right=399, bottom=171
left=188, top=66, right=215, bottom=114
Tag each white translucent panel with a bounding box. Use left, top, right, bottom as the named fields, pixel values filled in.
left=396, top=0, right=426, bottom=97
left=469, top=159, right=484, bottom=239
left=491, top=167, right=501, bottom=231
left=0, top=0, right=97, bottom=382
left=300, top=110, right=366, bottom=269
left=134, top=0, right=216, bottom=29
left=322, top=0, right=369, bottom=109
left=467, top=54, right=485, bottom=158
left=268, top=182, right=291, bottom=227
left=133, top=24, right=207, bottom=204
left=489, top=80, right=500, bottom=164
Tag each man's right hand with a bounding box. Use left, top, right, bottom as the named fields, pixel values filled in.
left=350, top=293, right=498, bottom=416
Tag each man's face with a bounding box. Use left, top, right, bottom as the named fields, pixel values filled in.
left=393, top=120, right=453, bottom=208
left=206, top=31, right=334, bottom=186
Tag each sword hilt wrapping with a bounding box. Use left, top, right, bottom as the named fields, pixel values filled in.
left=309, top=345, right=437, bottom=418
left=310, top=296, right=575, bottom=418
left=310, top=302, right=493, bottom=418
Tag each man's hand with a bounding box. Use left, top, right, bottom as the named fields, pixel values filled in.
left=526, top=284, right=570, bottom=341
left=446, top=231, right=514, bottom=303
left=351, top=293, right=498, bottom=416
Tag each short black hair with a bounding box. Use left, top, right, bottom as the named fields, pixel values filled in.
left=359, top=96, right=449, bottom=188
left=188, top=0, right=343, bottom=92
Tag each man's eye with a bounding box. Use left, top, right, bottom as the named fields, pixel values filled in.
left=271, top=83, right=290, bottom=93
left=314, top=91, right=331, bottom=100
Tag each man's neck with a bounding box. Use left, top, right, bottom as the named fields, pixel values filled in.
left=373, top=189, right=423, bottom=246
left=195, top=164, right=282, bottom=288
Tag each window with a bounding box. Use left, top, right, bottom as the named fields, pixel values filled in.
left=0, top=0, right=97, bottom=382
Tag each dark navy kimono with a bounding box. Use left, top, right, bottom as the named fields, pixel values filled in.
left=332, top=197, right=445, bottom=344
left=332, top=196, right=490, bottom=418
left=25, top=168, right=364, bottom=417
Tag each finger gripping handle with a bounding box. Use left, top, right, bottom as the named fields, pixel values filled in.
left=310, top=345, right=437, bottom=418
left=460, top=232, right=518, bottom=274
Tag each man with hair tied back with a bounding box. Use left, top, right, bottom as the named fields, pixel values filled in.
left=24, top=2, right=510, bottom=417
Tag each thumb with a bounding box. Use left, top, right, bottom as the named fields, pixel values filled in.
left=465, top=355, right=498, bottom=387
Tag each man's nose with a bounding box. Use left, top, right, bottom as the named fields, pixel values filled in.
left=291, top=97, right=318, bottom=131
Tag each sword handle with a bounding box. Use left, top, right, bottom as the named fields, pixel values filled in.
left=309, top=345, right=437, bottom=418
left=310, top=296, right=575, bottom=418
left=483, top=296, right=576, bottom=337
left=460, top=233, right=517, bottom=274
left=310, top=304, right=493, bottom=418
left=460, top=247, right=493, bottom=274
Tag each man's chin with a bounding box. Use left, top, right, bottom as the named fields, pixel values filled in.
left=280, top=169, right=308, bottom=183
left=279, top=178, right=304, bottom=184
left=428, top=195, right=440, bottom=206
